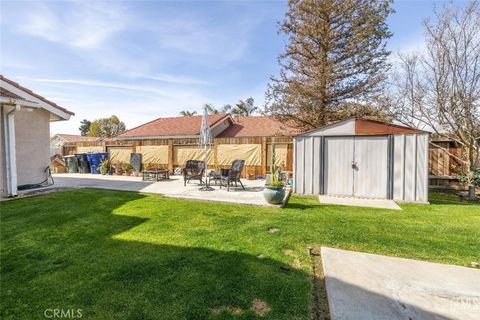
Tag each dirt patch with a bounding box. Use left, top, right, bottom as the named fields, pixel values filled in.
left=251, top=298, right=271, bottom=316
left=267, top=227, right=280, bottom=233
left=292, top=257, right=302, bottom=269
left=211, top=306, right=243, bottom=315
left=309, top=247, right=330, bottom=320
left=283, top=249, right=302, bottom=269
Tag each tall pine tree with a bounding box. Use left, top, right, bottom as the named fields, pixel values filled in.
left=265, top=0, right=393, bottom=130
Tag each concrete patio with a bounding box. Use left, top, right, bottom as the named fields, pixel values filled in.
left=50, top=173, right=271, bottom=206
left=319, top=195, right=402, bottom=210
left=322, top=247, right=480, bottom=320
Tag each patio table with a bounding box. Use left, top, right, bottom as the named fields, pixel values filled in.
left=208, top=169, right=229, bottom=186
left=142, top=169, right=169, bottom=181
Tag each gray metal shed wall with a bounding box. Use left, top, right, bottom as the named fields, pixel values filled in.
left=392, top=133, right=429, bottom=203
left=294, top=136, right=324, bottom=195
left=293, top=133, right=429, bottom=203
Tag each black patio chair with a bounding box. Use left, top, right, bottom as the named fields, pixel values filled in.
left=220, top=160, right=245, bottom=191
left=183, top=160, right=205, bottom=186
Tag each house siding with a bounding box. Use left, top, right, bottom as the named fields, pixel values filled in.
left=15, top=108, right=50, bottom=186
left=0, top=107, right=5, bottom=197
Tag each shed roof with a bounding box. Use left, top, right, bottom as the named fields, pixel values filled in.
left=296, top=118, right=427, bottom=137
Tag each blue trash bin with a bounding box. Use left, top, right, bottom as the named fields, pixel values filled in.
left=86, top=152, right=109, bottom=174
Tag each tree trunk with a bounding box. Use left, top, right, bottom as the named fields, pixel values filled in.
left=468, top=185, right=476, bottom=200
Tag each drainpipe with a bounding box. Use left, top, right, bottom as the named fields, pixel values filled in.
left=4, top=104, right=20, bottom=197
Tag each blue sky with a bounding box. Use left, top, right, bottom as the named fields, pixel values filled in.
left=0, top=0, right=462, bottom=134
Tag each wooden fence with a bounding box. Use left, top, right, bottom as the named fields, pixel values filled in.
left=428, top=140, right=466, bottom=190
left=64, top=136, right=294, bottom=179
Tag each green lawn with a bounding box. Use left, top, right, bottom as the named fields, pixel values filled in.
left=1, top=190, right=479, bottom=319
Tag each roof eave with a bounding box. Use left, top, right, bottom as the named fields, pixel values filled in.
left=0, top=77, right=74, bottom=120
left=115, top=135, right=200, bottom=140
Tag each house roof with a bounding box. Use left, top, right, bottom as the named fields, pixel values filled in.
left=116, top=113, right=232, bottom=139
left=0, top=75, right=74, bottom=120
left=52, top=134, right=100, bottom=143
left=217, top=116, right=299, bottom=138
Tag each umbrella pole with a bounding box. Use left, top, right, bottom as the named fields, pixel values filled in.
left=200, top=143, right=214, bottom=191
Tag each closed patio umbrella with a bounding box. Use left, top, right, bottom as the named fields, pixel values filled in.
left=199, top=105, right=214, bottom=191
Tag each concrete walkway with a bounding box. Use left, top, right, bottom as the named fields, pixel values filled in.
left=321, top=247, right=480, bottom=320
left=51, top=173, right=271, bottom=206
left=319, top=195, right=402, bottom=210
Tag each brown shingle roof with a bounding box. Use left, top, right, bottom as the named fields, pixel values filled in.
left=54, top=134, right=100, bottom=143
left=217, top=116, right=299, bottom=137
left=117, top=114, right=232, bottom=138
left=0, top=75, right=74, bottom=116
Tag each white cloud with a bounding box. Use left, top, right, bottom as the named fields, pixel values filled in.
left=14, top=2, right=129, bottom=48
left=138, top=74, right=211, bottom=86
left=22, top=78, right=169, bottom=96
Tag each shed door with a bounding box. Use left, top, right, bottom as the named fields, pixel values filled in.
left=353, top=136, right=388, bottom=198
left=325, top=137, right=355, bottom=196
left=324, top=136, right=388, bottom=199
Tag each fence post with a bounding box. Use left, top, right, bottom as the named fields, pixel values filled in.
left=262, top=137, right=267, bottom=177
left=168, top=140, right=174, bottom=173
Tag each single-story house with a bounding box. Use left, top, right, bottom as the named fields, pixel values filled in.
left=65, top=114, right=297, bottom=177
left=1, top=75, right=74, bottom=197
left=293, top=118, right=430, bottom=202
left=50, top=134, right=99, bottom=156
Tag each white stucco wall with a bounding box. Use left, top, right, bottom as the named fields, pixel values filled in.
left=0, top=107, right=5, bottom=196
left=15, top=108, right=51, bottom=186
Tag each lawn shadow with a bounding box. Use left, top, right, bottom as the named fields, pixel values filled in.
left=284, top=196, right=321, bottom=210
left=1, top=189, right=309, bottom=319
left=428, top=191, right=480, bottom=207
left=1, top=189, right=454, bottom=320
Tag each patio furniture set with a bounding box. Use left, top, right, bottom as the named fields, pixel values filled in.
left=182, top=159, right=245, bottom=191
left=142, top=159, right=246, bottom=191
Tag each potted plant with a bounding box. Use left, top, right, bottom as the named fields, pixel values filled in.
left=99, top=160, right=110, bottom=175
left=143, top=163, right=151, bottom=172
left=263, top=144, right=285, bottom=204
left=122, top=163, right=133, bottom=176
left=458, top=168, right=479, bottom=200
left=114, top=163, right=123, bottom=176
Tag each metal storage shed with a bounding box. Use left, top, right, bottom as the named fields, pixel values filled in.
left=293, top=118, right=429, bottom=203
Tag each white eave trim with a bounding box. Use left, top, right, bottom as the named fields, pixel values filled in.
left=0, top=96, right=39, bottom=108
left=0, top=79, right=72, bottom=120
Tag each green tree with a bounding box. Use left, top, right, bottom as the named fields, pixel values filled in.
left=79, top=119, right=91, bottom=136
left=179, top=110, right=197, bottom=116
left=204, top=104, right=220, bottom=114
left=87, top=115, right=126, bottom=138
left=265, top=0, right=393, bottom=130
left=223, top=98, right=258, bottom=116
